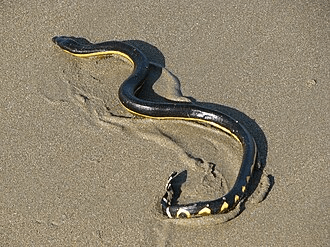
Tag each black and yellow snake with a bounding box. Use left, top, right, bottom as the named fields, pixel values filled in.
left=52, top=36, right=257, bottom=218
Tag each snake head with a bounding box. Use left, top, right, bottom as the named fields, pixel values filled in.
left=52, top=36, right=92, bottom=54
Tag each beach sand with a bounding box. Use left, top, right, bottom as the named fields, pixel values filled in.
left=1, top=1, right=329, bottom=246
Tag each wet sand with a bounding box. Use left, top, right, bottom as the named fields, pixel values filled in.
left=1, top=1, right=329, bottom=246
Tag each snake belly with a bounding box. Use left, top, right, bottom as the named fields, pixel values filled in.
left=52, top=36, right=257, bottom=218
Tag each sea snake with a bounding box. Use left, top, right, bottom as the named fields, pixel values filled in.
left=52, top=36, right=257, bottom=218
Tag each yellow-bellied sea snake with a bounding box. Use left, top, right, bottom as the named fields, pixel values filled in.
left=52, top=36, right=257, bottom=218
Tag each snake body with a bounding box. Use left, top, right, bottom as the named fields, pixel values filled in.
left=52, top=36, right=257, bottom=218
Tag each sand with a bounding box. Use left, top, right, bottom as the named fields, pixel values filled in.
left=1, top=1, right=329, bottom=246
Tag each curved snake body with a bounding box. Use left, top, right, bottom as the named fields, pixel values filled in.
left=52, top=36, right=257, bottom=218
